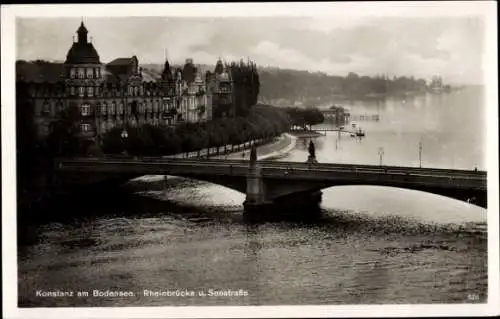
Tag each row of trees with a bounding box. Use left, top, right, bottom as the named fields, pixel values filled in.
left=258, top=69, right=438, bottom=101
left=228, top=60, right=260, bottom=117
left=283, top=107, right=325, bottom=130
left=101, top=104, right=290, bottom=156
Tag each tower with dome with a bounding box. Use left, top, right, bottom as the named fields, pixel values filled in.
left=16, top=20, right=243, bottom=147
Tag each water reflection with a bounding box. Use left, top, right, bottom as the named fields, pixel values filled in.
left=18, top=87, right=488, bottom=306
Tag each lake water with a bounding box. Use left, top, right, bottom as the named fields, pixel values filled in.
left=18, top=86, right=488, bottom=306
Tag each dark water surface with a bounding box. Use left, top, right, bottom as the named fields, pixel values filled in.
left=18, top=87, right=488, bottom=306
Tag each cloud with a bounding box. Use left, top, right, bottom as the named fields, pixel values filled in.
left=16, top=16, right=486, bottom=84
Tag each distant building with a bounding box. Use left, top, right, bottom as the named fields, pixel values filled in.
left=324, top=105, right=349, bottom=124
left=16, top=21, right=234, bottom=144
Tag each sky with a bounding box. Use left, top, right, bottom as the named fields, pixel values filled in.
left=16, top=16, right=486, bottom=85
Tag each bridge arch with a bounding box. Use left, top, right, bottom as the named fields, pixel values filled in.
left=163, top=173, right=247, bottom=194
left=263, top=179, right=487, bottom=209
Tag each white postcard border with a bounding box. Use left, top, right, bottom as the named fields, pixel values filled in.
left=2, top=2, right=499, bottom=318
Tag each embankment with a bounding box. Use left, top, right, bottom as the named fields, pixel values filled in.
left=212, top=133, right=296, bottom=160
left=290, top=130, right=324, bottom=138
left=129, top=133, right=297, bottom=188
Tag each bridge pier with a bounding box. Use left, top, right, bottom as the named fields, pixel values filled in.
left=244, top=146, right=270, bottom=210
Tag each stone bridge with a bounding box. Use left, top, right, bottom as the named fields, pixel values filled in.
left=55, top=156, right=488, bottom=210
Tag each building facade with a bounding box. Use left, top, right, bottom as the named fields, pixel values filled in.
left=16, top=21, right=234, bottom=143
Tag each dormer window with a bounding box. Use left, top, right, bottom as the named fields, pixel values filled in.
left=78, top=68, right=85, bottom=79
left=96, top=68, right=101, bottom=78
left=87, top=68, right=93, bottom=79
left=70, top=69, right=76, bottom=79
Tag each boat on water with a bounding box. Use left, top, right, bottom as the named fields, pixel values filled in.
left=355, top=128, right=365, bottom=137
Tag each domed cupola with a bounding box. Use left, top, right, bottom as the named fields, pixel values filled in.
left=65, top=21, right=101, bottom=64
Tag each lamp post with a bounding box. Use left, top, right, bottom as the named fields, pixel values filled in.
left=121, top=87, right=128, bottom=156
left=121, top=128, right=128, bottom=156
left=418, top=139, right=422, bottom=168
left=378, top=147, right=384, bottom=166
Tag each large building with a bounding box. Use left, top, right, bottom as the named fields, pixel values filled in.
left=16, top=21, right=234, bottom=144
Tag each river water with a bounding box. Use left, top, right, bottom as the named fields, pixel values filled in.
left=18, top=86, right=488, bottom=306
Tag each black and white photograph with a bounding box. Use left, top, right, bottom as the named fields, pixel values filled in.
left=2, top=2, right=499, bottom=318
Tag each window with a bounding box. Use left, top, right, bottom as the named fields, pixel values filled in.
left=80, top=123, right=91, bottom=132
left=118, top=103, right=123, bottom=114
left=81, top=104, right=90, bottom=116
left=87, top=68, right=93, bottom=79
left=70, top=68, right=76, bottom=79
left=87, top=87, right=93, bottom=97
left=101, top=102, right=107, bottom=115
left=42, top=102, right=51, bottom=114
left=129, top=87, right=133, bottom=95
left=96, top=68, right=101, bottom=78
left=134, top=87, right=138, bottom=96
left=78, top=68, right=85, bottom=79
left=78, top=87, right=84, bottom=97
left=110, top=102, right=116, bottom=115
left=56, top=102, right=63, bottom=114
left=70, top=86, right=75, bottom=95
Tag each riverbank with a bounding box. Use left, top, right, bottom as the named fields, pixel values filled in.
left=211, top=133, right=296, bottom=160
left=290, top=130, right=324, bottom=138
left=129, top=133, right=297, bottom=188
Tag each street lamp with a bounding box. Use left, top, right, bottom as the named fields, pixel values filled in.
left=121, top=128, right=128, bottom=156
left=418, top=139, right=422, bottom=168
left=378, top=147, right=384, bottom=166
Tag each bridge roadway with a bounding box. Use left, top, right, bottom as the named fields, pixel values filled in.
left=56, top=157, right=487, bottom=208
left=57, top=157, right=486, bottom=191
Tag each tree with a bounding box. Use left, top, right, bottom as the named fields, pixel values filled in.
left=46, top=104, right=82, bottom=157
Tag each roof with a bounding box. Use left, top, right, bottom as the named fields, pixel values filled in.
left=65, top=42, right=100, bottom=64
left=16, top=61, right=65, bottom=83
left=77, top=21, right=88, bottom=34
left=108, top=57, right=134, bottom=66
left=106, top=56, right=138, bottom=80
